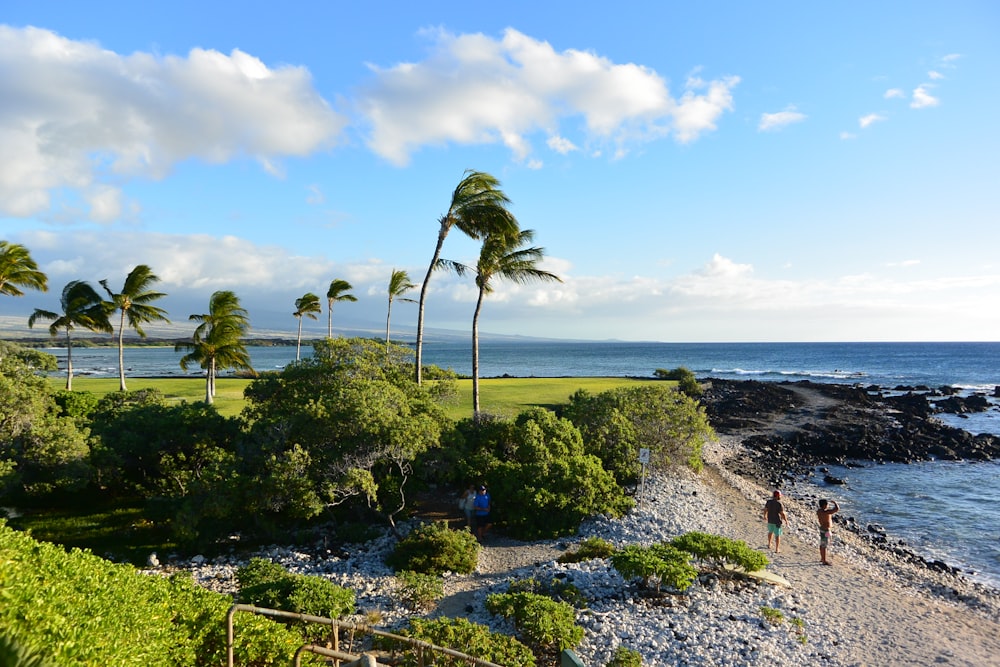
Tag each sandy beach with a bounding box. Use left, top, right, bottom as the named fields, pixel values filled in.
left=702, top=437, right=1000, bottom=667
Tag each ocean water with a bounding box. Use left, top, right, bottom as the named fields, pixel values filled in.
left=42, top=340, right=1000, bottom=587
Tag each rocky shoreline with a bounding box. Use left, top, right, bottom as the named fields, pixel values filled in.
left=699, top=378, right=1000, bottom=584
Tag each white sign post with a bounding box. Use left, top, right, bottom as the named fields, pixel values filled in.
left=637, top=448, right=650, bottom=502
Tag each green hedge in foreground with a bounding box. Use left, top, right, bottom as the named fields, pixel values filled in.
left=0, top=521, right=312, bottom=666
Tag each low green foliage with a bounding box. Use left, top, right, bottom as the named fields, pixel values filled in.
left=0, top=633, right=55, bottom=667
left=558, top=536, right=616, bottom=563
left=760, top=606, right=784, bottom=625
left=609, top=543, right=698, bottom=592
left=390, top=617, right=536, bottom=667
left=386, top=521, right=479, bottom=575
left=396, top=570, right=444, bottom=611
left=606, top=645, right=643, bottom=667
left=506, top=576, right=588, bottom=608
left=235, top=557, right=355, bottom=620
left=670, top=531, right=769, bottom=573
left=485, top=591, right=584, bottom=653
left=0, top=521, right=310, bottom=666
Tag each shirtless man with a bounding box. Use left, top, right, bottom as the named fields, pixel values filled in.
left=817, top=498, right=840, bottom=565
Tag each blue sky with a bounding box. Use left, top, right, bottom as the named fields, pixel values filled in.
left=2, top=1, right=998, bottom=342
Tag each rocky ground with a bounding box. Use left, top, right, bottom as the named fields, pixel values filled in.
left=148, top=379, right=1000, bottom=666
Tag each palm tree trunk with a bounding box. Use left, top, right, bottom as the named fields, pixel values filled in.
left=472, top=288, right=486, bottom=417
left=65, top=329, right=73, bottom=391
left=206, top=357, right=215, bottom=404
left=327, top=303, right=333, bottom=339
left=296, top=318, right=303, bottom=361
left=386, top=301, right=392, bottom=344
left=415, top=223, right=449, bottom=385
left=117, top=311, right=127, bottom=391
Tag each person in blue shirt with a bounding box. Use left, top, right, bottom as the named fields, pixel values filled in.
left=473, top=484, right=491, bottom=540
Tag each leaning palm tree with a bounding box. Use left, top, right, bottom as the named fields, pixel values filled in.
left=100, top=265, right=170, bottom=391
left=293, top=292, right=322, bottom=361
left=386, top=268, right=416, bottom=345
left=175, top=290, right=254, bottom=404
left=0, top=241, right=48, bottom=297
left=27, top=280, right=113, bottom=390
left=325, top=279, right=357, bottom=338
left=441, top=230, right=562, bottom=416
left=414, top=170, right=520, bottom=385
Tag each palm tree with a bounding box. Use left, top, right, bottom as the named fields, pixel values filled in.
left=27, top=280, right=113, bottom=390
left=442, top=230, right=562, bottom=416
left=414, top=170, right=520, bottom=385
left=0, top=241, right=48, bottom=296
left=293, top=292, right=322, bottom=361
left=325, top=279, right=357, bottom=338
left=386, top=269, right=416, bottom=345
left=100, top=265, right=170, bottom=391
left=176, top=290, right=254, bottom=404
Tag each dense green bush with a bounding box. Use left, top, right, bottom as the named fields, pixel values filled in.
left=396, top=570, right=444, bottom=611
left=670, top=531, right=769, bottom=573
left=391, top=617, right=536, bottom=667
left=386, top=521, right=479, bottom=575
left=0, top=522, right=309, bottom=666
left=0, top=355, right=92, bottom=500
left=485, top=591, right=584, bottom=653
left=606, top=645, right=643, bottom=667
left=610, top=543, right=698, bottom=592
left=506, top=576, right=587, bottom=608
left=653, top=366, right=702, bottom=397
left=558, top=536, right=616, bottom=563
left=236, top=557, right=355, bottom=619
left=457, top=408, right=632, bottom=539
left=564, top=385, right=714, bottom=485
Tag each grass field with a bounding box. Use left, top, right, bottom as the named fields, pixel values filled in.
left=52, top=375, right=656, bottom=420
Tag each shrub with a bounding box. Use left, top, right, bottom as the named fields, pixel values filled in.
left=565, top=385, right=713, bottom=485
left=386, top=521, right=478, bottom=575
left=485, top=591, right=584, bottom=653
left=606, top=645, right=643, bottom=667
left=0, top=522, right=306, bottom=666
left=236, top=557, right=355, bottom=620
left=506, top=577, right=587, bottom=608
left=558, top=536, right=615, bottom=563
left=653, top=367, right=703, bottom=397
left=670, top=531, right=769, bottom=573
left=397, top=570, right=444, bottom=611
left=456, top=409, right=633, bottom=540
left=389, top=617, right=536, bottom=667
left=609, top=543, right=697, bottom=592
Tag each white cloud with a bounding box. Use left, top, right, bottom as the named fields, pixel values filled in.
left=884, top=88, right=905, bottom=99
left=840, top=131, right=857, bottom=140
left=758, top=106, right=806, bottom=132
left=927, top=70, right=944, bottom=80
left=305, top=185, right=326, bottom=205
left=859, top=113, right=886, bottom=128
left=911, top=84, right=939, bottom=109
left=547, top=135, right=578, bottom=154
left=0, top=26, right=346, bottom=218
left=886, top=259, right=920, bottom=268
left=358, top=28, right=738, bottom=165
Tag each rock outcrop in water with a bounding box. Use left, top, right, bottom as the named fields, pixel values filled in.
left=699, top=379, right=1000, bottom=486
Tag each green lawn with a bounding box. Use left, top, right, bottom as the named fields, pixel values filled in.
left=54, top=376, right=657, bottom=420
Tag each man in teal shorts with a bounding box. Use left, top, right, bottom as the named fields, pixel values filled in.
left=763, top=490, right=788, bottom=553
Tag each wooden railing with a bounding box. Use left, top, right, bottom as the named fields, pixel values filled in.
left=226, top=603, right=508, bottom=667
